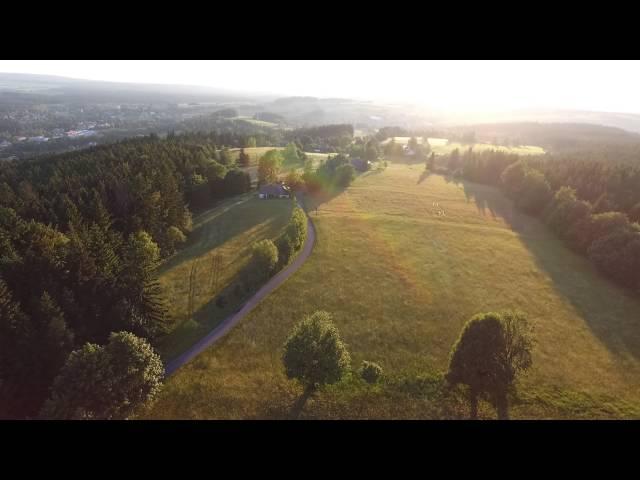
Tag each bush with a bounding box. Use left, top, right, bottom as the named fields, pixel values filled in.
left=223, top=169, right=251, bottom=196
left=334, top=164, right=356, bottom=188
left=286, top=207, right=307, bottom=251
left=515, top=169, right=552, bottom=215
left=588, top=225, right=640, bottom=288
left=360, top=361, right=383, bottom=384
left=544, top=187, right=592, bottom=243
left=249, top=239, right=278, bottom=284
left=166, top=226, right=186, bottom=253
left=275, top=233, right=294, bottom=267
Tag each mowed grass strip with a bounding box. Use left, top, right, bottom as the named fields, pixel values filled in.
left=153, top=193, right=294, bottom=361
left=144, top=162, right=640, bottom=419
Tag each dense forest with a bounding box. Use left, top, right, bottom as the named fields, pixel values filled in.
left=0, top=134, right=252, bottom=418
left=450, top=148, right=640, bottom=294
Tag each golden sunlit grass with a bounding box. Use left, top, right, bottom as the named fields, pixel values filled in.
left=231, top=116, right=280, bottom=128
left=229, top=147, right=330, bottom=166
left=382, top=136, right=545, bottom=156
left=153, top=194, right=293, bottom=361
left=144, top=163, right=640, bottom=419
left=229, top=147, right=280, bottom=165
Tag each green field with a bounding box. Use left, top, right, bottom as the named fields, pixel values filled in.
left=231, top=116, right=280, bottom=128
left=230, top=147, right=329, bottom=167
left=229, top=147, right=281, bottom=165
left=153, top=194, right=294, bottom=361
left=143, top=162, right=640, bottom=419
left=382, top=137, right=545, bottom=156
left=230, top=147, right=330, bottom=184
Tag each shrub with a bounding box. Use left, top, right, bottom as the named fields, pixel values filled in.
left=223, top=169, right=251, bottom=196
left=360, top=361, right=383, bottom=384
left=286, top=207, right=307, bottom=251
left=334, top=164, right=356, bottom=188
left=166, top=226, right=186, bottom=253
left=249, top=239, right=278, bottom=284
left=515, top=169, right=552, bottom=215
left=275, top=233, right=294, bottom=267
left=588, top=225, right=640, bottom=288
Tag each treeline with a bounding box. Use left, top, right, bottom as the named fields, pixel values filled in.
left=285, top=124, right=354, bottom=152
left=455, top=149, right=640, bottom=294
left=305, top=154, right=356, bottom=192
left=172, top=124, right=278, bottom=149
left=464, top=122, right=640, bottom=157
left=0, top=134, right=252, bottom=418
left=179, top=115, right=281, bottom=145
left=458, top=149, right=640, bottom=221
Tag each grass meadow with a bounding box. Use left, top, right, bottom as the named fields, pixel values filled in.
left=382, top=136, right=546, bottom=156
left=143, top=162, right=640, bottom=419
left=153, top=193, right=294, bottom=361
left=230, top=147, right=330, bottom=183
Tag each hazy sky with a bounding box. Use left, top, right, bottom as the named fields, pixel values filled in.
left=2, top=60, right=640, bottom=114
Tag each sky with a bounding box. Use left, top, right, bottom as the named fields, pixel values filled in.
left=2, top=60, right=640, bottom=114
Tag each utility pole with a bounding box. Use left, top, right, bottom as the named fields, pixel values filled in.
left=187, top=259, right=198, bottom=319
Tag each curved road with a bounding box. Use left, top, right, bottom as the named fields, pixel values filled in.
left=165, top=201, right=316, bottom=377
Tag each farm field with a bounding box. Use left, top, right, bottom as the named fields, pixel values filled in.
left=229, top=147, right=330, bottom=165
left=143, top=162, right=640, bottom=419
left=229, top=147, right=280, bottom=165
left=153, top=193, right=294, bottom=361
left=231, top=116, right=280, bottom=128
left=382, top=136, right=546, bottom=156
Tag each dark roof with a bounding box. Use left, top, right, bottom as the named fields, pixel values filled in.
left=350, top=157, right=370, bottom=171
left=259, top=183, right=290, bottom=196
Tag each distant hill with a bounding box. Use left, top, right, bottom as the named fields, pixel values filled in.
left=0, top=72, right=276, bottom=104
left=448, top=108, right=640, bottom=135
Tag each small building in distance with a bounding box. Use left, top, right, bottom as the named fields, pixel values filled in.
left=350, top=157, right=372, bottom=172
left=259, top=182, right=291, bottom=199
left=403, top=145, right=416, bottom=156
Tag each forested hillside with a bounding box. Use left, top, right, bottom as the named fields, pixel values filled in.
left=0, top=134, right=252, bottom=418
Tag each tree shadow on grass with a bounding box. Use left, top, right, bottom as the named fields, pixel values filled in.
left=301, top=186, right=347, bottom=214
left=358, top=168, right=384, bottom=180
left=417, top=170, right=430, bottom=185
left=158, top=251, right=271, bottom=361
left=388, top=155, right=426, bottom=166
left=460, top=179, right=640, bottom=362
left=158, top=195, right=289, bottom=274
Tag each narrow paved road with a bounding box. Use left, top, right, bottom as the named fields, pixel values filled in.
left=164, top=201, right=316, bottom=376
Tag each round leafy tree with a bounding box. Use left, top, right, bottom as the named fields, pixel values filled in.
left=282, top=311, right=351, bottom=415
left=446, top=311, right=533, bottom=420
left=40, top=331, right=164, bottom=420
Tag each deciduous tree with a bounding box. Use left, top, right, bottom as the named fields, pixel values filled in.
left=282, top=311, right=351, bottom=417
left=40, top=331, right=164, bottom=420
left=447, top=311, right=534, bottom=420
